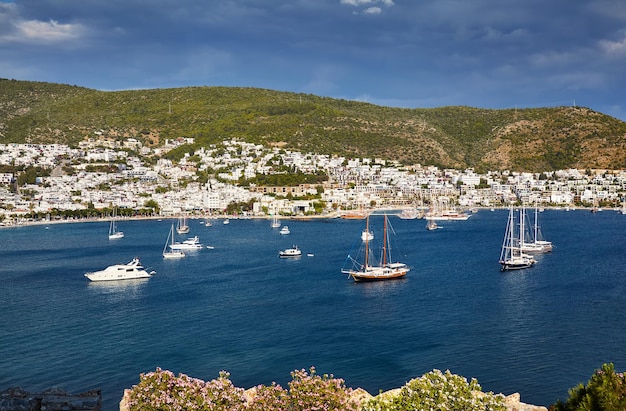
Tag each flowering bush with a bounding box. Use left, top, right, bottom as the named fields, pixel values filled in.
left=246, top=367, right=359, bottom=411
left=551, top=363, right=626, bottom=411
left=126, top=368, right=246, bottom=411
left=360, top=369, right=506, bottom=411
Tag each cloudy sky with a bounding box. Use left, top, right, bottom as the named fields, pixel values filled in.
left=2, top=0, right=626, bottom=121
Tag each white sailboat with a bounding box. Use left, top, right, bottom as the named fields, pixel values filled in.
left=108, top=208, right=124, bottom=239
left=163, top=224, right=186, bottom=259
left=519, top=206, right=545, bottom=254
left=342, top=214, right=409, bottom=282
left=500, top=206, right=536, bottom=271
left=527, top=204, right=553, bottom=252
left=426, top=219, right=440, bottom=231
left=176, top=216, right=190, bottom=234
left=271, top=211, right=281, bottom=228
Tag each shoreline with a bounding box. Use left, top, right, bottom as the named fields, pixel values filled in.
left=0, top=204, right=618, bottom=229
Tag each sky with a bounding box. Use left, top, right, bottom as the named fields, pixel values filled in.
left=1, top=0, right=626, bottom=121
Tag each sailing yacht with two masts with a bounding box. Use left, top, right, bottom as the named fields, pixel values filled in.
left=499, top=205, right=536, bottom=271
left=342, top=214, right=409, bottom=282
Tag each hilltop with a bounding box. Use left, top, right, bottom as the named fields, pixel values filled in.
left=1, top=78, right=625, bottom=172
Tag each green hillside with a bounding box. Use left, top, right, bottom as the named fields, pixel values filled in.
left=1, top=78, right=625, bottom=172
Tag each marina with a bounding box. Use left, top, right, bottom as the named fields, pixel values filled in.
left=1, top=210, right=625, bottom=410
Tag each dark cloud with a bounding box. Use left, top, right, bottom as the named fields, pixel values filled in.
left=1, top=0, right=625, bottom=120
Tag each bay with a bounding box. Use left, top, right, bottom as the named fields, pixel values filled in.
left=1, top=210, right=625, bottom=410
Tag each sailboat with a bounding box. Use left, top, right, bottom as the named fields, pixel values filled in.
left=271, top=212, right=281, bottom=228
left=519, top=206, right=545, bottom=254
left=342, top=214, right=409, bottom=282
left=527, top=204, right=553, bottom=252
left=108, top=208, right=124, bottom=239
left=163, top=224, right=186, bottom=259
left=499, top=205, right=536, bottom=271
left=176, top=216, right=190, bottom=234
left=426, top=219, right=440, bottom=231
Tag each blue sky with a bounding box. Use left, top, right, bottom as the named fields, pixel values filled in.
left=1, top=0, right=626, bottom=121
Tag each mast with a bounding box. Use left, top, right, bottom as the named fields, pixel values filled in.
left=519, top=206, right=524, bottom=250
left=382, top=214, right=388, bottom=266
left=533, top=204, right=539, bottom=243
left=364, top=215, right=370, bottom=269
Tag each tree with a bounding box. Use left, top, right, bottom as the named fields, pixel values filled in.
left=144, top=199, right=160, bottom=214
left=551, top=363, right=626, bottom=411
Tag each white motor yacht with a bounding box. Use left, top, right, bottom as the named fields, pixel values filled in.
left=85, top=258, right=154, bottom=282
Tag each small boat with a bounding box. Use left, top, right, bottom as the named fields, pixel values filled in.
left=426, top=219, right=440, bottom=231
left=84, top=257, right=154, bottom=282
left=163, top=224, right=186, bottom=259
left=307, top=253, right=314, bottom=257
left=108, top=208, right=124, bottom=239
left=279, top=245, right=302, bottom=258
left=223, top=219, right=230, bottom=225
left=361, top=229, right=374, bottom=242
left=176, top=216, right=190, bottom=234
left=499, top=206, right=536, bottom=271
left=342, top=214, right=409, bottom=282
left=169, top=235, right=203, bottom=250
left=205, top=220, right=212, bottom=227
left=280, top=226, right=290, bottom=235
left=398, top=208, right=420, bottom=220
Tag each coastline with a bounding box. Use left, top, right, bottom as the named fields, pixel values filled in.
left=0, top=204, right=617, bottom=230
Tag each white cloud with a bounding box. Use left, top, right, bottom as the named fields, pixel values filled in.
left=16, top=20, right=85, bottom=42
left=340, top=0, right=375, bottom=6
left=0, top=17, right=86, bottom=45
left=340, top=0, right=394, bottom=13
left=599, top=34, right=626, bottom=56
left=364, top=7, right=381, bottom=14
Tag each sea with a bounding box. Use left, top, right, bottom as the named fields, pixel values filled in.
left=1, top=209, right=625, bottom=410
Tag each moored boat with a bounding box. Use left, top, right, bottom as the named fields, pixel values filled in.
left=163, top=224, right=186, bottom=259
left=499, top=206, right=536, bottom=271
left=342, top=214, right=409, bottom=282
left=169, top=235, right=203, bottom=250
left=279, top=245, right=302, bottom=258
left=84, top=257, right=154, bottom=282
left=108, top=208, right=124, bottom=239
left=176, top=216, right=190, bottom=234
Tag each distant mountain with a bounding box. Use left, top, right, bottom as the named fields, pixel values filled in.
left=1, top=78, right=625, bottom=172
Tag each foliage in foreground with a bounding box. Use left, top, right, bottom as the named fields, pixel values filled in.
left=127, top=366, right=358, bottom=411
left=551, top=363, right=626, bottom=411
left=361, top=369, right=506, bottom=411
left=126, top=367, right=508, bottom=411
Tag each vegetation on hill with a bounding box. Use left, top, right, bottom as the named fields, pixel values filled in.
left=1, top=78, right=625, bottom=172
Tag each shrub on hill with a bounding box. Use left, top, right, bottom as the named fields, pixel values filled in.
left=551, top=363, right=626, bottom=411
left=360, top=369, right=506, bottom=411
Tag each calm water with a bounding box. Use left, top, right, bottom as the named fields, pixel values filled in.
left=1, top=210, right=625, bottom=410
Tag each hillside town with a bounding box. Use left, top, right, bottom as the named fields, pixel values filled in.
left=1, top=137, right=625, bottom=224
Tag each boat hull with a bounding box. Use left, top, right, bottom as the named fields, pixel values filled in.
left=345, top=264, right=409, bottom=282
left=163, top=251, right=186, bottom=259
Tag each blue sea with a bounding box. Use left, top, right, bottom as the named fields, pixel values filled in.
left=1, top=210, right=626, bottom=410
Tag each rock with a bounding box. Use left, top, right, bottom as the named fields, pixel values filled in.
left=0, top=387, right=101, bottom=411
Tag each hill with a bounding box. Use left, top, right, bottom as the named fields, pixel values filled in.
left=1, top=78, right=625, bottom=172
